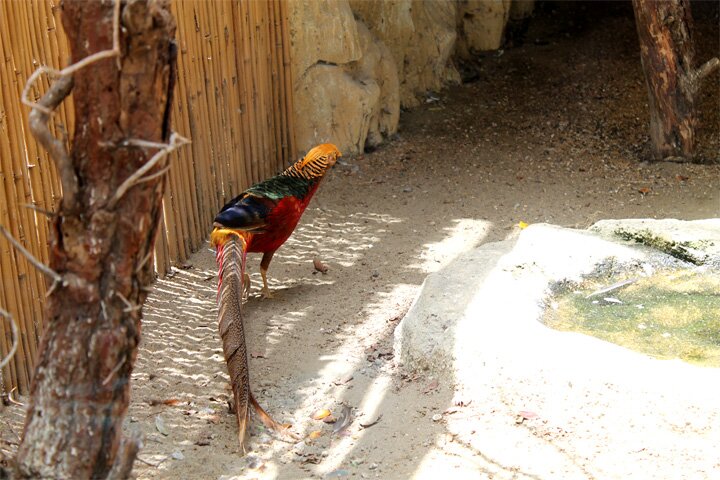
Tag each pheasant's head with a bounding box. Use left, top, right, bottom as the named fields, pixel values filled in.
left=286, top=143, right=341, bottom=180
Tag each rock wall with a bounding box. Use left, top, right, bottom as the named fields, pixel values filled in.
left=288, top=0, right=534, bottom=156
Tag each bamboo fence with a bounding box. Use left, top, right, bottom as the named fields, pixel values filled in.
left=0, top=0, right=296, bottom=395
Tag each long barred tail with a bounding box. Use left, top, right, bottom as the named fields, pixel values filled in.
left=215, top=233, right=251, bottom=450
left=212, top=228, right=290, bottom=452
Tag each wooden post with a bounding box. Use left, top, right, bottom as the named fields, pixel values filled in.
left=632, top=0, right=719, bottom=161
left=15, top=1, right=177, bottom=477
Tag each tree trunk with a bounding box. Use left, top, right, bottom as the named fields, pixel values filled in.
left=15, top=1, right=176, bottom=478
left=632, top=0, right=719, bottom=161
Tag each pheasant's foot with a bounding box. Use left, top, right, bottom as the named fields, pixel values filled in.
left=260, top=267, right=274, bottom=299
left=249, top=393, right=298, bottom=441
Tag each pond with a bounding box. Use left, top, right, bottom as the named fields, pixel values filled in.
left=544, top=269, right=720, bottom=367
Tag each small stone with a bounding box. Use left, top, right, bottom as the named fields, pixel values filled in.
left=325, top=469, right=350, bottom=478
left=171, top=451, right=184, bottom=460
left=369, top=463, right=378, bottom=470
left=431, top=414, right=443, bottom=422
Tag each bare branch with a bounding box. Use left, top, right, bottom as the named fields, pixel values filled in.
left=0, top=308, right=19, bottom=370
left=27, top=75, right=78, bottom=212
left=695, top=57, right=719, bottom=83
left=684, top=57, right=719, bottom=96
left=0, top=225, right=61, bottom=284
left=109, top=133, right=190, bottom=209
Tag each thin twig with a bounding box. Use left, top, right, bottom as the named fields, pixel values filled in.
left=135, top=250, right=154, bottom=274
left=134, top=165, right=171, bottom=185
left=122, top=139, right=172, bottom=150
left=21, top=203, right=56, bottom=218
left=135, top=455, right=167, bottom=468
left=0, top=225, right=61, bottom=284
left=102, top=355, right=126, bottom=386
left=115, top=291, right=141, bottom=313
left=586, top=278, right=638, bottom=299
left=0, top=308, right=19, bottom=370
left=109, top=133, right=190, bottom=209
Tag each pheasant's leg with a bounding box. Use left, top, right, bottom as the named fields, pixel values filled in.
left=243, top=272, right=251, bottom=299
left=260, top=251, right=276, bottom=299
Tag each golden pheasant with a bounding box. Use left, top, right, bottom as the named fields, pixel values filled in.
left=210, top=143, right=340, bottom=450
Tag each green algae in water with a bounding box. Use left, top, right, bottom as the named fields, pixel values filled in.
left=544, top=270, right=720, bottom=367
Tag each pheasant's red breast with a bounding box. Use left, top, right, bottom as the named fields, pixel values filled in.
left=246, top=182, right=321, bottom=253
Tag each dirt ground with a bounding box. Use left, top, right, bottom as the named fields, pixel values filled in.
left=2, top=3, right=718, bottom=479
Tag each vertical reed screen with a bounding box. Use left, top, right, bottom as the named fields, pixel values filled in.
left=0, top=0, right=295, bottom=395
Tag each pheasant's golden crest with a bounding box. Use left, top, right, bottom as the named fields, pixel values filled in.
left=284, top=143, right=341, bottom=180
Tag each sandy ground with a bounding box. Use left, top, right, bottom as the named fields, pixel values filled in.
left=1, top=3, right=718, bottom=479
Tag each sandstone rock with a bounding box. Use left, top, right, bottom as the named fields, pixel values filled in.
left=394, top=221, right=720, bottom=479
left=456, top=0, right=512, bottom=57
left=293, top=63, right=380, bottom=155
left=288, top=0, right=360, bottom=79
left=289, top=1, right=400, bottom=154
left=589, top=218, right=720, bottom=266
left=395, top=221, right=706, bottom=375
left=347, top=22, right=400, bottom=149
left=349, top=0, right=414, bottom=81
left=351, top=0, right=460, bottom=107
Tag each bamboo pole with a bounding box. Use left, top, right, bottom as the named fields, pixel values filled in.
left=171, top=1, right=198, bottom=260
left=198, top=0, right=227, bottom=226
left=1, top=2, right=42, bottom=382
left=266, top=1, right=280, bottom=172
left=0, top=3, right=23, bottom=393
left=279, top=0, right=297, bottom=160
left=255, top=0, right=273, bottom=180
left=230, top=0, right=253, bottom=194
left=0, top=260, right=17, bottom=392
left=241, top=1, right=262, bottom=184
left=218, top=0, right=238, bottom=198
left=154, top=206, right=170, bottom=276
left=271, top=0, right=287, bottom=168
left=215, top=0, right=242, bottom=200
left=183, top=2, right=212, bottom=249
left=166, top=0, right=192, bottom=267
left=14, top=0, right=48, bottom=351
left=266, top=0, right=282, bottom=173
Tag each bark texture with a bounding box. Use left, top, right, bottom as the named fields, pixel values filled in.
left=632, top=0, right=719, bottom=161
left=15, top=1, right=176, bottom=478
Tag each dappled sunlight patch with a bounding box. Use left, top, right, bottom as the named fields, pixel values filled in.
left=281, top=208, right=402, bottom=268
left=248, top=282, right=416, bottom=473
left=314, top=376, right=392, bottom=478
left=412, top=218, right=492, bottom=272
